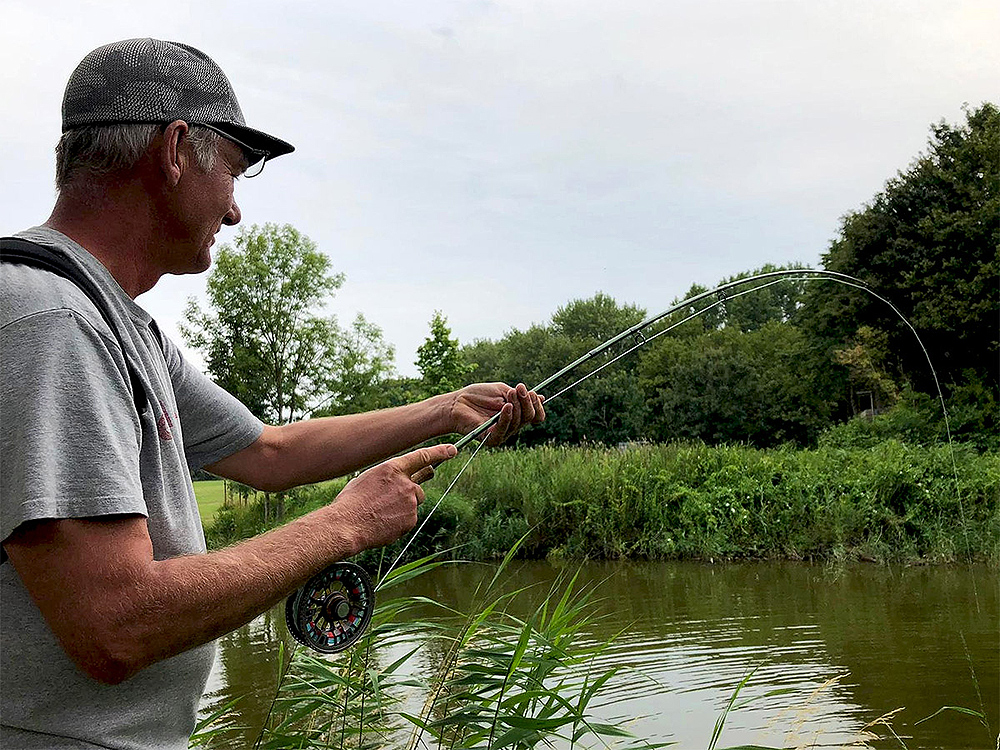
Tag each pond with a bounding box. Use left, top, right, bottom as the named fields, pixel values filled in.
left=199, top=562, right=997, bottom=749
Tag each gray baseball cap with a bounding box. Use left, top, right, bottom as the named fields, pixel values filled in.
left=62, top=38, right=294, bottom=166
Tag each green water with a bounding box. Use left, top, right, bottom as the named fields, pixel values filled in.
left=200, top=562, right=998, bottom=749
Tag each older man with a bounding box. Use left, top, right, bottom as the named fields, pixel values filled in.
left=0, top=39, right=543, bottom=749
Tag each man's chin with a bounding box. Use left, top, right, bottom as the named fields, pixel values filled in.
left=168, top=251, right=212, bottom=276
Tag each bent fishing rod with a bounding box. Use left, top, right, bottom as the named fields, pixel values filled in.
left=284, top=267, right=939, bottom=653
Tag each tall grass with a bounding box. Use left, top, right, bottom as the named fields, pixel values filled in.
left=436, top=441, right=998, bottom=564
left=204, top=441, right=999, bottom=565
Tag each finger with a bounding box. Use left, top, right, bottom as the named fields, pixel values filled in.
left=516, top=383, right=535, bottom=423
left=506, top=387, right=522, bottom=437
left=391, top=444, right=457, bottom=476
left=411, top=465, right=435, bottom=484
left=414, top=485, right=426, bottom=506
left=487, top=402, right=513, bottom=446
left=532, top=393, right=546, bottom=423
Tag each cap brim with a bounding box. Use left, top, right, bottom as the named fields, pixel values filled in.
left=206, top=122, right=295, bottom=165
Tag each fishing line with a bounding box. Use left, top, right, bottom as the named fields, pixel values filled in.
left=286, top=267, right=969, bottom=652
left=376, top=435, right=491, bottom=591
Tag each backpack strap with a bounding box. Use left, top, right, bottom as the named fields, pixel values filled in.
left=1, top=236, right=149, bottom=414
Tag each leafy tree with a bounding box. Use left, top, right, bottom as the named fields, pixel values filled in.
left=714, top=264, right=809, bottom=333
left=662, top=282, right=725, bottom=336
left=647, top=264, right=809, bottom=342
left=551, top=292, right=646, bottom=343
left=639, top=322, right=830, bottom=447
left=416, top=311, right=474, bottom=397
left=314, top=313, right=397, bottom=416
left=831, top=325, right=901, bottom=414
left=461, top=294, right=651, bottom=445
left=801, top=102, right=1000, bottom=395
left=181, top=223, right=345, bottom=424
left=556, top=369, right=649, bottom=445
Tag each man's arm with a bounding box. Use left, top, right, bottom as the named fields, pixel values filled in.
left=3, top=444, right=455, bottom=685
left=207, top=383, right=545, bottom=491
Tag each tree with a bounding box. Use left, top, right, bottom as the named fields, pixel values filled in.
left=639, top=322, right=830, bottom=447
left=416, top=311, right=474, bottom=397
left=714, top=264, right=809, bottom=333
left=550, top=292, right=646, bottom=343
left=831, top=325, right=901, bottom=415
left=181, top=223, right=345, bottom=424
left=314, top=313, right=397, bottom=416
left=801, top=103, right=1000, bottom=394
left=460, top=294, right=651, bottom=445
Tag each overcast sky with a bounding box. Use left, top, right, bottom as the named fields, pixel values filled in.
left=3, top=1, right=997, bottom=377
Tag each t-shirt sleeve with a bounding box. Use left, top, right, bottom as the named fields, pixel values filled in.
left=0, top=310, right=146, bottom=543
left=158, top=333, right=265, bottom=473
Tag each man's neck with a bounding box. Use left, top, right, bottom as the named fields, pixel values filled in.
left=45, top=182, right=162, bottom=298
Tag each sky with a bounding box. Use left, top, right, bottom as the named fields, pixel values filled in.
left=3, top=0, right=998, bottom=377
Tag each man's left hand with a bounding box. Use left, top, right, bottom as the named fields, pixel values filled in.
left=450, top=382, right=545, bottom=446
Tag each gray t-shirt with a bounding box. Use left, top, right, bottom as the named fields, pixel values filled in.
left=1, top=227, right=265, bottom=749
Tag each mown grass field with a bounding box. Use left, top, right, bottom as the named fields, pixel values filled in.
left=193, top=480, right=227, bottom=525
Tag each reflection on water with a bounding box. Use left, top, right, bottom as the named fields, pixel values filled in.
left=201, top=563, right=998, bottom=749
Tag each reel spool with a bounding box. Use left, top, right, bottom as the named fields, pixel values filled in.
left=285, top=562, right=375, bottom=653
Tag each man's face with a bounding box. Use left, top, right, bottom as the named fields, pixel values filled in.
left=164, top=135, right=246, bottom=275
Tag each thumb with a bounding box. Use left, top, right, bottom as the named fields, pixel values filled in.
left=390, top=443, right=458, bottom=478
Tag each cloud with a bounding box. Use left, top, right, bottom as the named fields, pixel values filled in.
left=3, top=0, right=997, bottom=376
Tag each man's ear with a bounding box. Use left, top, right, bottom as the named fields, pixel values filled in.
left=159, top=120, right=190, bottom=187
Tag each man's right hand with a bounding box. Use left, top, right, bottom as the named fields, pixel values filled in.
left=325, top=443, right=457, bottom=553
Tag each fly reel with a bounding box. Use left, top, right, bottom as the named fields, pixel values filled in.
left=285, top=561, right=375, bottom=653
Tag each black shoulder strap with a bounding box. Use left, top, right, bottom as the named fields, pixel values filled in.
left=1, top=236, right=149, bottom=414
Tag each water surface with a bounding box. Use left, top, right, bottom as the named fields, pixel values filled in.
left=201, top=562, right=998, bottom=749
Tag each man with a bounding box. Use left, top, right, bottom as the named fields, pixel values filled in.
left=0, top=39, right=544, bottom=749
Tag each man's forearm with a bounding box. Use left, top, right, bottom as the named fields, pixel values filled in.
left=115, top=504, right=360, bottom=680
left=210, top=393, right=457, bottom=491
left=6, top=445, right=452, bottom=685
left=208, top=381, right=543, bottom=493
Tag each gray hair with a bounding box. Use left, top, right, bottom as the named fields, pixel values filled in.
left=55, top=123, right=223, bottom=189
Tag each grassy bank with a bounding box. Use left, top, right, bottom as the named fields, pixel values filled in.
left=201, top=441, right=999, bottom=564
left=432, top=441, right=998, bottom=564
left=193, top=480, right=227, bottom=525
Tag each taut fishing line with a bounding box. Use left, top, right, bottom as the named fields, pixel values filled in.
left=285, top=268, right=967, bottom=653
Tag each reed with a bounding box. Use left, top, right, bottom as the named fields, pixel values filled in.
left=226, top=547, right=666, bottom=750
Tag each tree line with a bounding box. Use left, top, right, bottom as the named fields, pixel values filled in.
left=182, top=103, right=998, bottom=452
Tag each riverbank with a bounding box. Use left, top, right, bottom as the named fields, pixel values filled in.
left=199, top=440, right=999, bottom=565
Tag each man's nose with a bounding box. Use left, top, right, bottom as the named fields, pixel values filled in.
left=223, top=200, right=241, bottom=226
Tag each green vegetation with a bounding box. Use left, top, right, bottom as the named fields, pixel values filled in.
left=416, top=310, right=475, bottom=397
left=193, top=480, right=227, bottom=525
left=804, top=102, right=999, bottom=395
left=423, top=441, right=997, bottom=565
left=181, top=223, right=395, bottom=423
left=201, top=479, right=346, bottom=551
left=203, top=437, right=998, bottom=566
